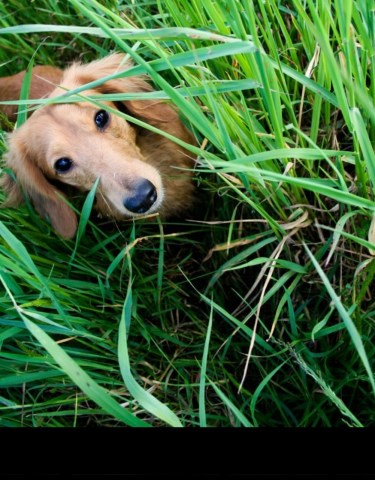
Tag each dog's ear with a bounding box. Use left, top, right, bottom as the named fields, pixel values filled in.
left=1, top=129, right=77, bottom=239
left=0, top=65, right=63, bottom=122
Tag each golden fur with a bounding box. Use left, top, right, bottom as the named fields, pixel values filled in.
left=0, top=54, right=195, bottom=238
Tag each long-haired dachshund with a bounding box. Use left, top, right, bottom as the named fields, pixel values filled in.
left=0, top=54, right=196, bottom=238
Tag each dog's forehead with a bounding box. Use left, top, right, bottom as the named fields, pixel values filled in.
left=21, top=104, right=96, bottom=153
left=48, top=79, right=94, bottom=97
left=49, top=81, right=105, bottom=100
left=36, top=101, right=101, bottom=127
left=51, top=102, right=94, bottom=117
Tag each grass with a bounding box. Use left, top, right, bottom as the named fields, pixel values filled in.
left=0, top=0, right=374, bottom=427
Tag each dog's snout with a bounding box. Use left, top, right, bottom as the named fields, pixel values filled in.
left=123, top=179, right=157, bottom=214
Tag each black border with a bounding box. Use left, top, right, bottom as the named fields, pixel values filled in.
left=1, top=428, right=374, bottom=476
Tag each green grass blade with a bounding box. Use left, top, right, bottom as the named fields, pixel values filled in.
left=304, top=244, right=375, bottom=398
left=250, top=360, right=288, bottom=427
left=118, top=280, right=182, bottom=427
left=0, top=369, right=63, bottom=387
left=76, top=177, right=100, bottom=244
left=70, top=177, right=100, bottom=266
left=207, top=378, right=253, bottom=427
left=350, top=107, right=375, bottom=193
left=47, top=42, right=258, bottom=102
left=16, top=58, right=34, bottom=127
left=0, top=23, right=248, bottom=44
left=221, top=148, right=348, bottom=165
left=199, top=297, right=214, bottom=427
left=0, top=79, right=261, bottom=106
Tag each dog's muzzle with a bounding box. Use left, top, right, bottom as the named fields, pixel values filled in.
left=123, top=178, right=158, bottom=214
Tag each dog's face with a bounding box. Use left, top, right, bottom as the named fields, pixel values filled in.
left=20, top=100, right=164, bottom=217
left=2, top=54, right=195, bottom=238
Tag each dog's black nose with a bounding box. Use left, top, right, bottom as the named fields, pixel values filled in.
left=124, top=179, right=157, bottom=214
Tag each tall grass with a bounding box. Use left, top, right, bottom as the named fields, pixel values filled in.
left=0, top=0, right=374, bottom=427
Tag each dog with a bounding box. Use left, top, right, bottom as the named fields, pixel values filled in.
left=0, top=54, right=196, bottom=238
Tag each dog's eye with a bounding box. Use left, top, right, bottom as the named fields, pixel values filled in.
left=95, top=110, right=110, bottom=130
left=54, top=157, right=73, bottom=173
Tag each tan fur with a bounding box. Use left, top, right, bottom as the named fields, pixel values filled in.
left=0, top=54, right=196, bottom=238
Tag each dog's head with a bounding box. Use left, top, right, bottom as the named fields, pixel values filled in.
left=2, top=54, right=195, bottom=238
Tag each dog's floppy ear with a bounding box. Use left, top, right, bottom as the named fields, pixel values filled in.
left=1, top=128, right=77, bottom=239
left=0, top=65, right=63, bottom=123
